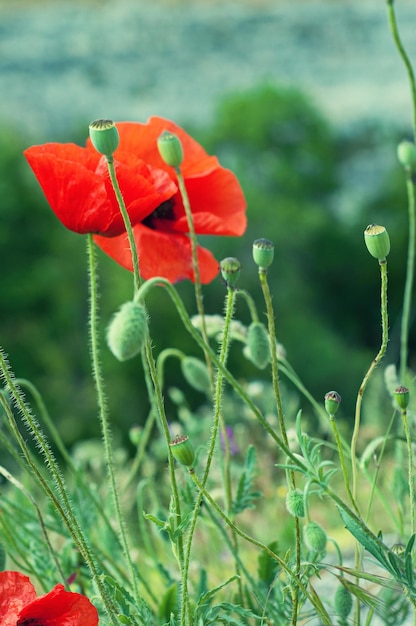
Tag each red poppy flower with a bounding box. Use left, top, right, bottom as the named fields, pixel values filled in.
left=0, top=570, right=99, bottom=626
left=24, top=117, right=247, bottom=283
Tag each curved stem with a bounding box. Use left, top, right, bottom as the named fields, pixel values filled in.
left=386, top=0, right=416, bottom=138
left=351, top=260, right=389, bottom=508
left=400, top=175, right=416, bottom=382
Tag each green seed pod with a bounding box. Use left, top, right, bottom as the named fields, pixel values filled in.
left=89, top=119, right=119, bottom=156
left=324, top=390, right=342, bottom=417
left=181, top=356, right=211, bottom=395
left=107, top=301, right=148, bottom=361
left=334, top=584, right=353, bottom=619
left=394, top=385, right=410, bottom=410
left=364, top=224, right=390, bottom=261
left=285, top=489, right=305, bottom=518
left=252, top=238, right=275, bottom=270
left=220, top=257, right=241, bottom=289
left=157, top=131, right=184, bottom=168
left=169, top=435, right=195, bottom=467
left=129, top=426, right=142, bottom=446
left=397, top=140, right=416, bottom=172
left=247, top=322, right=270, bottom=369
left=303, top=521, right=327, bottom=553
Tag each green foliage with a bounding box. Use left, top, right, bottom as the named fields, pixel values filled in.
left=231, top=444, right=262, bottom=515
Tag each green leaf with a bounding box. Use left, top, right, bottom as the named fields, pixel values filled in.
left=337, top=506, right=394, bottom=574
left=158, top=582, right=179, bottom=622
left=257, top=539, right=280, bottom=586
left=231, top=445, right=262, bottom=515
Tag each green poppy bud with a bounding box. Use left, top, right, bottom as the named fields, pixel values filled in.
left=285, top=489, right=305, bottom=518
left=364, top=224, right=390, bottom=262
left=324, top=390, right=342, bottom=417
left=169, top=435, right=195, bottom=468
left=220, top=257, right=241, bottom=289
left=89, top=119, right=120, bottom=157
left=129, top=426, right=142, bottom=446
left=397, top=140, right=416, bottom=172
left=394, top=385, right=410, bottom=410
left=334, top=584, right=353, bottom=619
left=181, top=356, right=211, bottom=395
left=106, top=301, right=148, bottom=361
left=157, top=131, right=184, bottom=168
left=247, top=322, right=270, bottom=369
left=252, top=238, right=275, bottom=270
left=303, top=521, right=327, bottom=553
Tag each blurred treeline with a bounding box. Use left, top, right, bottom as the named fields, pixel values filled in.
left=0, top=84, right=412, bottom=448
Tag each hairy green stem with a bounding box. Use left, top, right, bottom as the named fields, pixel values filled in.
left=180, top=286, right=237, bottom=626
left=0, top=359, right=119, bottom=623
left=189, top=469, right=332, bottom=626
left=258, top=268, right=301, bottom=625
left=105, top=157, right=142, bottom=293
left=87, top=234, right=139, bottom=601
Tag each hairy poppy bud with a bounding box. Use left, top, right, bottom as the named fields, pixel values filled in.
left=247, top=322, right=270, bottom=369
left=157, top=131, right=184, bottom=168
left=364, top=224, right=390, bottom=262
left=89, top=119, right=119, bottom=157
left=220, top=257, right=241, bottom=289
left=169, top=435, right=195, bottom=468
left=252, top=238, right=275, bottom=270
left=324, top=390, right=342, bottom=417
left=303, top=521, right=327, bottom=553
left=397, top=140, right=416, bottom=172
left=285, top=489, right=305, bottom=518
left=334, top=584, right=353, bottom=619
left=107, top=301, right=148, bottom=361
left=181, top=356, right=211, bottom=395
left=394, top=385, right=410, bottom=410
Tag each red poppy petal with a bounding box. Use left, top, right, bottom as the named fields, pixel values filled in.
left=94, top=225, right=219, bottom=284
left=170, top=168, right=247, bottom=236
left=0, top=571, right=37, bottom=626
left=24, top=145, right=118, bottom=235
left=95, top=155, right=177, bottom=225
left=18, top=584, right=98, bottom=626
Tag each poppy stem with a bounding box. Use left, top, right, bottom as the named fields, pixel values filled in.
left=175, top=168, right=215, bottom=386
left=87, top=234, right=140, bottom=603
left=180, top=285, right=236, bottom=626
left=105, top=156, right=142, bottom=294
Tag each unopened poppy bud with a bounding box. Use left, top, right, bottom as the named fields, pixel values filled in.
left=364, top=224, right=390, bottom=261
left=157, top=131, right=184, bottom=168
left=247, top=322, right=270, bottom=369
left=181, top=356, right=211, bottom=395
left=252, top=238, right=275, bottom=270
left=89, top=119, right=119, bottom=156
left=220, top=257, right=241, bottom=288
left=397, top=140, right=416, bottom=172
left=324, top=390, right=342, bottom=417
left=334, top=584, right=353, bottom=618
left=129, top=426, right=142, bottom=446
left=107, top=301, right=148, bottom=361
left=285, top=489, right=305, bottom=518
left=394, top=385, right=410, bottom=410
left=303, top=521, right=327, bottom=553
left=169, top=435, right=195, bottom=467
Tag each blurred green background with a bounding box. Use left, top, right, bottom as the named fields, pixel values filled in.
left=1, top=81, right=413, bottom=448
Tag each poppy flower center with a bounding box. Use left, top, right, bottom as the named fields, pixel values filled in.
left=142, top=198, right=175, bottom=229
left=17, top=620, right=43, bottom=625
